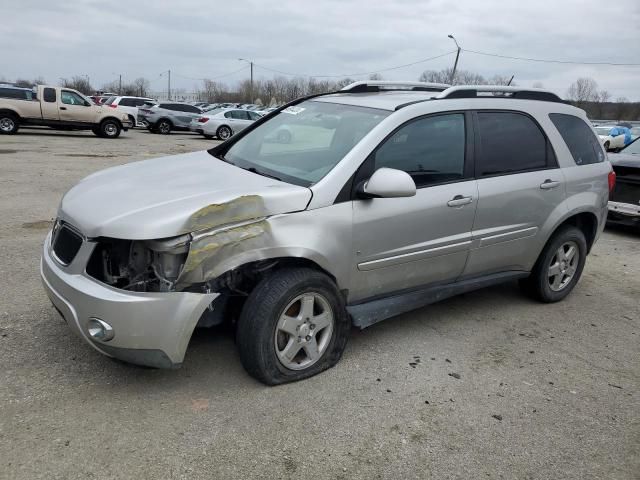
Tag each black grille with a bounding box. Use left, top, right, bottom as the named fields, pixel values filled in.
left=52, top=224, right=83, bottom=265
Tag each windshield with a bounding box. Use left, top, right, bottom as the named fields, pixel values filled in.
left=219, top=100, right=389, bottom=186
left=622, top=137, right=640, bottom=154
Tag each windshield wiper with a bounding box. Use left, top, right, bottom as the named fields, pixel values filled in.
left=244, top=167, right=282, bottom=181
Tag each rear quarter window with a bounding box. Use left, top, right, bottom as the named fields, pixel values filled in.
left=549, top=113, right=605, bottom=165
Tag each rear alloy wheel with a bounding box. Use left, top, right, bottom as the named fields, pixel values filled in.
left=157, top=120, right=172, bottom=134
left=236, top=268, right=349, bottom=385
left=0, top=113, right=19, bottom=134
left=519, top=226, right=587, bottom=302
left=99, top=119, right=121, bottom=138
left=216, top=125, right=232, bottom=140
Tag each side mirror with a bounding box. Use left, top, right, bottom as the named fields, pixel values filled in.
left=358, top=167, right=416, bottom=199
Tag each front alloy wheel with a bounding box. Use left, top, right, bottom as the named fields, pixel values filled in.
left=274, top=293, right=334, bottom=370
left=236, top=268, right=349, bottom=385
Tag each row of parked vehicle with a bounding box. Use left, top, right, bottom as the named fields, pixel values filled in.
left=92, top=94, right=279, bottom=139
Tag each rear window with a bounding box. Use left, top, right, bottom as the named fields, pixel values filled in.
left=549, top=114, right=605, bottom=165
left=104, top=96, right=117, bottom=105
left=43, top=88, right=56, bottom=103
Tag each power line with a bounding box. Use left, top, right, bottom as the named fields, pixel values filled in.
left=252, top=51, right=457, bottom=78
left=463, top=49, right=640, bottom=67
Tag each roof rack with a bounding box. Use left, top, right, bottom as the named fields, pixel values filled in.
left=340, top=81, right=450, bottom=93
left=436, top=85, right=566, bottom=103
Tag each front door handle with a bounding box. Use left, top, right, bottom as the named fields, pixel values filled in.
left=540, top=179, right=560, bottom=190
left=60, top=107, right=67, bottom=110
left=447, top=195, right=473, bottom=207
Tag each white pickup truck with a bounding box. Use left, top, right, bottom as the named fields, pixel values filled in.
left=0, top=84, right=131, bottom=138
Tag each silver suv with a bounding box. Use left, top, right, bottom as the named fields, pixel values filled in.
left=140, top=102, right=203, bottom=134
left=41, top=81, right=613, bottom=384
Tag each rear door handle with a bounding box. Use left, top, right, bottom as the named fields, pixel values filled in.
left=60, top=107, right=67, bottom=110
left=447, top=195, right=473, bottom=207
left=540, top=179, right=560, bottom=190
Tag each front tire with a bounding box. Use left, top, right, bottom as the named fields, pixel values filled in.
left=236, top=268, right=350, bottom=385
left=0, top=112, right=19, bottom=134
left=519, top=225, right=587, bottom=302
left=98, top=119, right=121, bottom=138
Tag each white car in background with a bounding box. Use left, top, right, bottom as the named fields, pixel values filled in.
left=190, top=108, right=262, bottom=140
left=104, top=96, right=156, bottom=128
left=594, top=125, right=626, bottom=151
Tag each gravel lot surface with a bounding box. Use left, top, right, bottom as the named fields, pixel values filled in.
left=0, top=128, right=638, bottom=479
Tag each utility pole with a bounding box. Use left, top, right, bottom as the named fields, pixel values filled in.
left=447, top=34, right=461, bottom=85
left=238, top=58, right=254, bottom=103
left=168, top=69, right=171, bottom=100
left=118, top=74, right=122, bottom=94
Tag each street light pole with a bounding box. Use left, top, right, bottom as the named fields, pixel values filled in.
left=448, top=34, right=461, bottom=85
left=238, top=58, right=254, bottom=103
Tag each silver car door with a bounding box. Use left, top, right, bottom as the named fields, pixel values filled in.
left=350, top=112, right=477, bottom=302
left=463, top=111, right=566, bottom=277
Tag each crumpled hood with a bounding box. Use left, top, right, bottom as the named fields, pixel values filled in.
left=58, top=150, right=312, bottom=239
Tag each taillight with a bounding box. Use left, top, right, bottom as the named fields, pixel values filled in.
left=198, top=117, right=209, bottom=123
left=608, top=169, right=616, bottom=194
left=107, top=104, right=117, bottom=108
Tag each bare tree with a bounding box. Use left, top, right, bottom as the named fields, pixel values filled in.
left=566, top=77, right=599, bottom=103
left=60, top=76, right=93, bottom=94
left=598, top=90, right=611, bottom=103
left=532, top=81, right=544, bottom=88
left=132, top=77, right=151, bottom=97
left=368, top=73, right=383, bottom=81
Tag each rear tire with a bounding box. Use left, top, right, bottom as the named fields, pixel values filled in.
left=98, top=119, right=121, bottom=138
left=603, top=141, right=610, bottom=151
left=128, top=115, right=136, bottom=129
left=157, top=119, right=172, bottom=134
left=216, top=125, right=232, bottom=140
left=0, top=112, right=19, bottom=134
left=236, top=268, right=350, bottom=385
left=519, top=225, right=587, bottom=303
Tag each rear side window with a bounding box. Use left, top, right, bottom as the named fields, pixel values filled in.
left=476, top=112, right=550, bottom=176
left=549, top=113, right=605, bottom=165
left=119, top=98, right=135, bottom=107
left=374, top=113, right=466, bottom=188
left=43, top=88, right=56, bottom=103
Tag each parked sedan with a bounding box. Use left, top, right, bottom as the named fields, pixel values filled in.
left=190, top=108, right=261, bottom=140
left=608, top=138, right=640, bottom=227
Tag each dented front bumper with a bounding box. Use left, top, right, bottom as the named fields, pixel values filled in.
left=40, top=231, right=218, bottom=368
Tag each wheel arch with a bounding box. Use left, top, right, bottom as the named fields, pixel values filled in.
left=100, top=116, right=124, bottom=128
left=0, top=108, right=20, bottom=119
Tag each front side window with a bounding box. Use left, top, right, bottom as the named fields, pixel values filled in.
left=476, top=112, right=548, bottom=176
left=373, top=113, right=466, bottom=188
left=220, top=100, right=389, bottom=186
left=43, top=87, right=56, bottom=103
left=550, top=114, right=605, bottom=165
left=61, top=90, right=87, bottom=106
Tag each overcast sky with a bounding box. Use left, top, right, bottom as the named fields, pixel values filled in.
left=2, top=0, right=639, bottom=99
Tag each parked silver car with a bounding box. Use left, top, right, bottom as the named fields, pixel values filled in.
left=41, top=81, right=613, bottom=384
left=140, top=102, right=203, bottom=134
left=190, top=108, right=262, bottom=139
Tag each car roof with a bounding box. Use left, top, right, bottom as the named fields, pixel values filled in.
left=313, top=91, right=442, bottom=111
